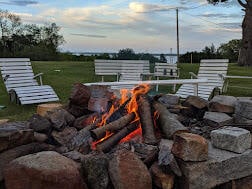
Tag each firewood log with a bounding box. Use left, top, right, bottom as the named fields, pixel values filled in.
left=96, top=122, right=139, bottom=153
left=137, top=95, right=157, bottom=145
left=90, top=112, right=135, bottom=140
left=153, top=102, right=188, bottom=139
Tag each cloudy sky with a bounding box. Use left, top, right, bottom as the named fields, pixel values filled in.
left=0, top=0, right=243, bottom=53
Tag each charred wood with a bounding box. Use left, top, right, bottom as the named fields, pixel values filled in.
left=91, top=112, right=135, bottom=140
left=96, top=122, right=139, bottom=153
left=106, top=98, right=131, bottom=124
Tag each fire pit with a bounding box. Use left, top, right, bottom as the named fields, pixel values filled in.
left=0, top=83, right=251, bottom=189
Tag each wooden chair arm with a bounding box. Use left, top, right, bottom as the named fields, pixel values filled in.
left=33, top=73, right=44, bottom=85
left=189, top=72, right=198, bottom=79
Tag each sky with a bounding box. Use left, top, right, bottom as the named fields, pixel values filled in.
left=0, top=0, right=244, bottom=53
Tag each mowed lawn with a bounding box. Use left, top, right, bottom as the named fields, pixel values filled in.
left=0, top=61, right=252, bottom=121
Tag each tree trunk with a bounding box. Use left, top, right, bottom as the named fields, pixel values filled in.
left=238, top=1, right=252, bottom=66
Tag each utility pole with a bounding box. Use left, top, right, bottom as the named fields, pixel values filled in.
left=176, top=8, right=179, bottom=64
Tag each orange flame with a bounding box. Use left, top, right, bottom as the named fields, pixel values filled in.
left=92, top=84, right=151, bottom=149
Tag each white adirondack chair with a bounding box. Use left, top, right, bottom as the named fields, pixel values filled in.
left=0, top=58, right=59, bottom=105
left=175, top=59, right=229, bottom=100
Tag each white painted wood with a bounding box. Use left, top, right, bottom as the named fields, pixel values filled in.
left=154, top=63, right=179, bottom=91
left=0, top=58, right=59, bottom=105
left=176, top=59, right=228, bottom=100
left=84, top=78, right=208, bottom=86
left=94, top=59, right=150, bottom=82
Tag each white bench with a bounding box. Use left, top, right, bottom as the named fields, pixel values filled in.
left=94, top=59, right=150, bottom=82
left=154, top=63, right=179, bottom=91
left=0, top=58, right=59, bottom=105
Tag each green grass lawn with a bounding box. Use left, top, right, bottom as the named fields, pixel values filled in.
left=1, top=61, right=252, bottom=121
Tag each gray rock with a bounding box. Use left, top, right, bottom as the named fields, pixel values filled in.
left=46, top=109, right=75, bottom=131
left=81, top=153, right=110, bottom=189
left=0, top=122, right=34, bottom=152
left=209, top=95, right=237, bottom=113
left=28, top=114, right=51, bottom=133
left=158, top=94, right=180, bottom=107
left=158, top=139, right=182, bottom=176
left=51, top=127, right=78, bottom=146
left=235, top=98, right=252, bottom=122
left=177, top=142, right=252, bottom=189
left=203, top=111, right=233, bottom=127
left=211, top=127, right=251, bottom=153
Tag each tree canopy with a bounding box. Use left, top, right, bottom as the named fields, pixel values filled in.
left=0, top=9, right=64, bottom=60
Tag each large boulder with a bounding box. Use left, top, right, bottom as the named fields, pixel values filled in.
left=109, top=150, right=152, bottom=189
left=0, top=143, right=53, bottom=182
left=4, top=151, right=87, bottom=189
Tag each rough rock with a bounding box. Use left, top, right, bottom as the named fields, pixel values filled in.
left=203, top=111, right=233, bottom=127
left=0, top=122, right=34, bottom=152
left=158, top=139, right=182, bottom=176
left=217, top=175, right=252, bottom=189
left=171, top=132, right=208, bottom=161
left=109, top=150, right=152, bottom=189
left=81, top=153, right=110, bottom=189
left=73, top=113, right=98, bottom=130
left=181, top=96, right=208, bottom=119
left=0, top=143, right=53, bottom=182
left=234, top=98, right=252, bottom=123
left=63, top=151, right=85, bottom=163
left=150, top=162, right=174, bottom=189
left=211, top=127, right=251, bottom=153
left=67, top=125, right=95, bottom=154
left=34, top=132, right=48, bottom=142
left=177, top=142, right=252, bottom=189
left=46, top=109, right=75, bottom=131
left=157, top=94, right=180, bottom=107
left=28, top=114, right=52, bottom=133
left=183, top=95, right=208, bottom=109
left=52, top=127, right=78, bottom=146
left=4, top=151, right=87, bottom=189
left=209, top=95, right=237, bottom=113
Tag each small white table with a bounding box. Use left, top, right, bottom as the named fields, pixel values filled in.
left=84, top=78, right=209, bottom=96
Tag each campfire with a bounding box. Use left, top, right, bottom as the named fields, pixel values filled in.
left=66, top=83, right=187, bottom=153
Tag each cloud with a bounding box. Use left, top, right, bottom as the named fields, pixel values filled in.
left=70, top=33, right=107, bottom=38
left=0, top=0, right=38, bottom=6
left=199, top=12, right=241, bottom=19
left=129, top=2, right=186, bottom=13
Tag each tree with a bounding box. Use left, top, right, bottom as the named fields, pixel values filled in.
left=116, top=48, right=138, bottom=60
left=208, top=0, right=252, bottom=66
left=160, top=54, right=167, bottom=63
left=0, top=9, right=21, bottom=54
left=218, top=39, right=242, bottom=62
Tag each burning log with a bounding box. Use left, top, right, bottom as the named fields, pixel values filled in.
left=153, top=102, right=188, bottom=139
left=138, top=95, right=158, bottom=145
left=91, top=112, right=135, bottom=140
left=96, top=122, right=139, bottom=153
left=106, top=98, right=131, bottom=124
